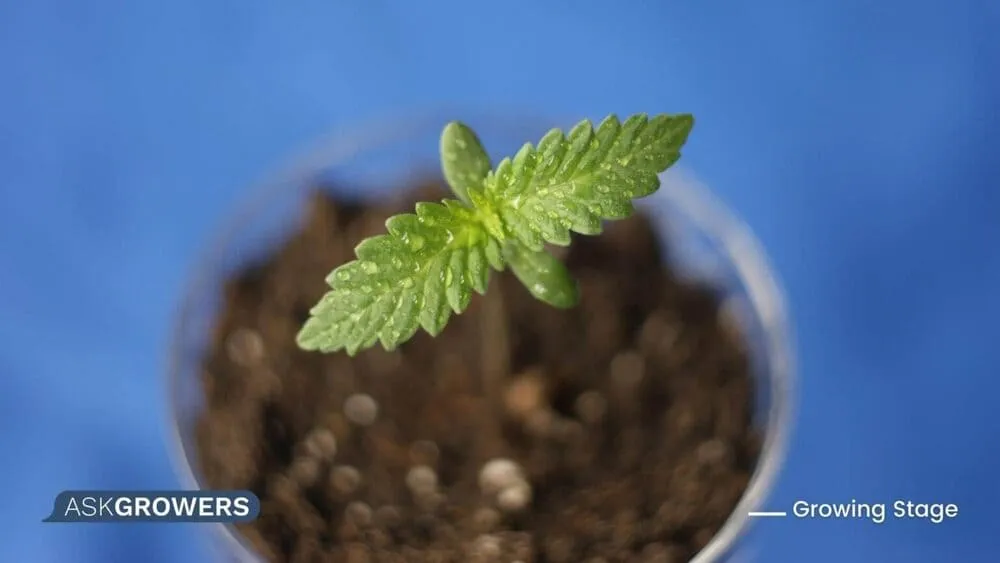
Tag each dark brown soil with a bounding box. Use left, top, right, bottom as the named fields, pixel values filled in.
left=194, top=180, right=761, bottom=563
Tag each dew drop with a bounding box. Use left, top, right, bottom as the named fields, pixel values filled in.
left=409, top=236, right=425, bottom=251
left=337, top=270, right=351, bottom=281
left=596, top=184, right=611, bottom=194
left=363, top=262, right=379, bottom=274
left=392, top=258, right=404, bottom=269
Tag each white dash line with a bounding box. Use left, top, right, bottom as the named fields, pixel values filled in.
left=748, top=511, right=787, bottom=517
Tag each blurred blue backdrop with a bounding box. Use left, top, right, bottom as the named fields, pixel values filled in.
left=2, top=0, right=998, bottom=561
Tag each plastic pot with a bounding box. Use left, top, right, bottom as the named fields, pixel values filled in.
left=166, top=110, right=795, bottom=562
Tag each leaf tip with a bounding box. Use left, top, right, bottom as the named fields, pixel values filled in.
left=660, top=112, right=695, bottom=134
left=547, top=279, right=580, bottom=309
left=675, top=113, right=695, bottom=134
left=295, top=319, right=324, bottom=351
left=440, top=120, right=469, bottom=143
left=599, top=113, right=623, bottom=128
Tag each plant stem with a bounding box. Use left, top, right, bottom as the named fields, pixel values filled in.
left=478, top=278, right=510, bottom=451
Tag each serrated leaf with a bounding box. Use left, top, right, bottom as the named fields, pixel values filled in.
left=485, top=113, right=694, bottom=250
left=440, top=121, right=492, bottom=204
left=298, top=112, right=695, bottom=356
left=296, top=199, right=494, bottom=355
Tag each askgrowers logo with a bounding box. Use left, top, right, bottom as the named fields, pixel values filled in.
left=43, top=490, right=260, bottom=523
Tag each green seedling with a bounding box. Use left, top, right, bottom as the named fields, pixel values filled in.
left=296, top=113, right=694, bottom=355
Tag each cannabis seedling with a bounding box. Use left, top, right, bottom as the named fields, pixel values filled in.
left=296, top=113, right=694, bottom=355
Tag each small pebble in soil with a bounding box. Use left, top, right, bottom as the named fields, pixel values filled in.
left=497, top=481, right=532, bottom=513
left=405, top=465, right=438, bottom=496
left=343, top=393, right=378, bottom=426
left=696, top=438, right=734, bottom=468
left=224, top=327, right=264, bottom=366
left=478, top=458, right=526, bottom=496
left=504, top=370, right=545, bottom=417
left=329, top=465, right=362, bottom=495
left=288, top=456, right=321, bottom=486
left=301, top=427, right=337, bottom=460
left=345, top=501, right=373, bottom=527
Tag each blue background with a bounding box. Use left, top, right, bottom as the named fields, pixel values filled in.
left=2, top=0, right=997, bottom=561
